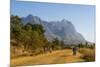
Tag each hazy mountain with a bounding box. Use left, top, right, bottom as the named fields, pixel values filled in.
left=22, top=14, right=42, bottom=24
left=21, top=15, right=86, bottom=44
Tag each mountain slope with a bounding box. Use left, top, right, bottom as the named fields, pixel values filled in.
left=21, top=15, right=86, bottom=44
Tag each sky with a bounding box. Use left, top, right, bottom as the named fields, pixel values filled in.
left=11, top=0, right=95, bottom=42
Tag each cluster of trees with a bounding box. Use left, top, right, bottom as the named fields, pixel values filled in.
left=10, top=15, right=64, bottom=57
left=61, top=42, right=95, bottom=49
left=77, top=42, right=95, bottom=49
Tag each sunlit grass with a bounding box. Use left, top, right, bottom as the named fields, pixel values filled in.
left=11, top=49, right=84, bottom=66
left=79, top=48, right=95, bottom=62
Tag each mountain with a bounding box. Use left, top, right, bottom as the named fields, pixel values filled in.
left=21, top=15, right=86, bottom=44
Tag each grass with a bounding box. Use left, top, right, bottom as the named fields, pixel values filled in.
left=78, top=48, right=95, bottom=62
left=11, top=49, right=84, bottom=66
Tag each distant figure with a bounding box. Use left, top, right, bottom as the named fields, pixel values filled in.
left=72, top=46, right=77, bottom=56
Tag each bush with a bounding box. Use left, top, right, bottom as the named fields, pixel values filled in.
left=79, top=48, right=95, bottom=62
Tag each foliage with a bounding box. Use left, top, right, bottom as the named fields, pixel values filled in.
left=77, top=42, right=95, bottom=49
left=79, top=48, right=95, bottom=62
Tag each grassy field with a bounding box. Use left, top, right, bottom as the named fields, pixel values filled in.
left=11, top=49, right=86, bottom=67
left=79, top=48, right=95, bottom=62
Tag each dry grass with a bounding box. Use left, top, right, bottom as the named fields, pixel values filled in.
left=78, top=48, right=95, bottom=62
left=11, top=49, right=84, bottom=67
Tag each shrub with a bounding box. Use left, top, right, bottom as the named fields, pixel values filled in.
left=79, top=48, right=95, bottom=62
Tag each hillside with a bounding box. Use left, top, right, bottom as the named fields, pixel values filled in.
left=22, top=15, right=86, bottom=44
left=10, top=15, right=95, bottom=67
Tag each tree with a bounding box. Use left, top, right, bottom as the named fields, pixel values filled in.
left=10, top=15, right=23, bottom=46
left=51, top=38, right=62, bottom=50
